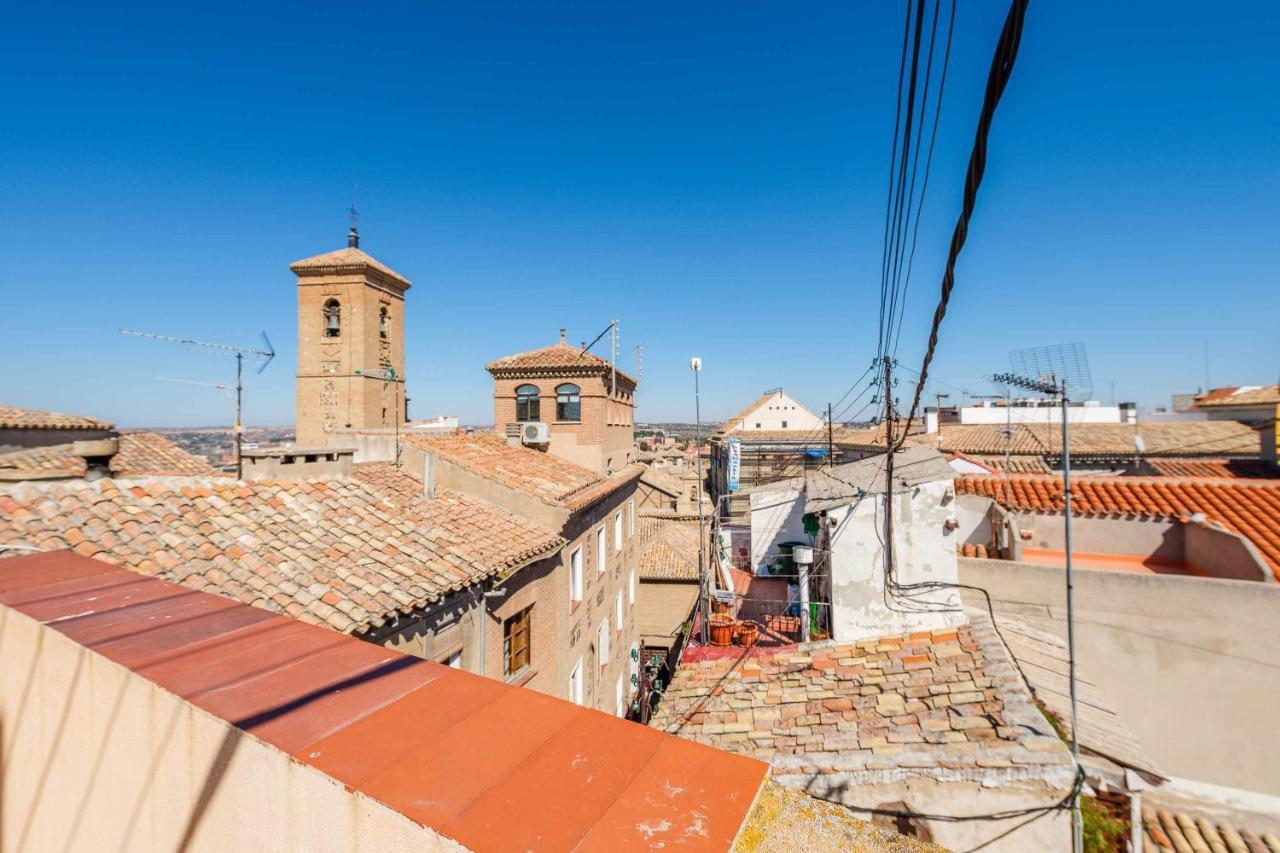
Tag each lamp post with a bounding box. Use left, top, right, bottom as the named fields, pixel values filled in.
left=691, top=357, right=707, bottom=644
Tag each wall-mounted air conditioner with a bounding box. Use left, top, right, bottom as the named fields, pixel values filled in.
left=522, top=422, right=550, bottom=445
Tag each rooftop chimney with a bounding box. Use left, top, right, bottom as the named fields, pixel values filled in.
left=347, top=225, right=359, bottom=249
left=422, top=451, right=436, bottom=500
left=74, top=437, right=119, bottom=482
left=924, top=407, right=939, bottom=435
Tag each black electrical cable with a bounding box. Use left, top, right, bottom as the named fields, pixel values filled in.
left=878, top=0, right=918, bottom=365
left=897, top=0, right=1031, bottom=448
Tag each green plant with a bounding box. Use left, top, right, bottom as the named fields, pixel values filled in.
left=1081, top=796, right=1127, bottom=852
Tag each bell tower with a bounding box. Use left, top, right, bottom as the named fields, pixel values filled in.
left=291, top=228, right=411, bottom=447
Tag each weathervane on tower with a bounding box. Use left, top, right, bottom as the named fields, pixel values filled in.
left=347, top=183, right=360, bottom=248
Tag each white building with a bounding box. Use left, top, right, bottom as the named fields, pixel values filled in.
left=951, top=399, right=1135, bottom=426
left=744, top=446, right=964, bottom=643
left=720, top=388, right=825, bottom=433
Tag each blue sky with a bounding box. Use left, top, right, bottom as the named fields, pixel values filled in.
left=3, top=1, right=1277, bottom=427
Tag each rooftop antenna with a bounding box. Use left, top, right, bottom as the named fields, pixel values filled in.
left=120, top=329, right=275, bottom=479
left=993, top=341, right=1090, bottom=849
left=348, top=183, right=360, bottom=249
left=156, top=377, right=234, bottom=399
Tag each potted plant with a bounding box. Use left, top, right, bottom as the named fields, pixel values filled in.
left=709, top=614, right=735, bottom=646
left=735, top=620, right=759, bottom=648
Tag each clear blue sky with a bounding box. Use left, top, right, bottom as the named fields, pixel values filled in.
left=3, top=1, right=1277, bottom=428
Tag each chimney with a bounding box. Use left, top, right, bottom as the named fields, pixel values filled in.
left=422, top=451, right=436, bottom=499
left=1119, top=402, right=1138, bottom=424
left=74, top=437, right=119, bottom=482
left=924, top=407, right=939, bottom=435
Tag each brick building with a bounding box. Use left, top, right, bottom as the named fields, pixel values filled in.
left=486, top=329, right=637, bottom=475
left=291, top=230, right=409, bottom=447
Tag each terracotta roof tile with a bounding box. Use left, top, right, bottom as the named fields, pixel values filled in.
left=0, top=472, right=562, bottom=632
left=650, top=613, right=1074, bottom=784
left=485, top=339, right=637, bottom=385
left=1142, top=806, right=1280, bottom=853
left=288, top=246, right=411, bottom=288
left=0, top=404, right=114, bottom=430
left=0, top=432, right=217, bottom=480
left=406, top=430, right=642, bottom=512
left=956, top=474, right=1280, bottom=579
left=1193, top=385, right=1280, bottom=408
left=1146, top=458, right=1280, bottom=478
left=840, top=420, right=1261, bottom=458
left=638, top=516, right=700, bottom=581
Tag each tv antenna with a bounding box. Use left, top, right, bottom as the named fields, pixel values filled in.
left=992, top=341, right=1090, bottom=835
left=157, top=377, right=234, bottom=399
left=120, top=329, right=275, bottom=479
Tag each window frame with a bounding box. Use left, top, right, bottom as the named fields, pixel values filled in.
left=596, top=527, right=606, bottom=574
left=615, top=590, right=623, bottom=632
left=503, top=606, right=532, bottom=678
left=569, top=658, right=583, bottom=705
left=569, top=546, right=583, bottom=606
left=628, top=500, right=635, bottom=537
left=515, top=384, right=541, bottom=423
left=629, top=569, right=636, bottom=605
left=614, top=511, right=623, bottom=552
left=616, top=674, right=625, bottom=717
left=555, top=383, right=581, bottom=422
left=597, top=619, right=610, bottom=669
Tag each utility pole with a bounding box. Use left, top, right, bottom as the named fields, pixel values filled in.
left=691, top=357, right=707, bottom=644
left=234, top=353, right=244, bottom=478
left=882, top=357, right=896, bottom=585
left=827, top=402, right=834, bottom=469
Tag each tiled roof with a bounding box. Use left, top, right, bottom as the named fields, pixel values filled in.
left=484, top=339, right=636, bottom=385
left=351, top=462, right=564, bottom=573
left=1142, top=806, right=1280, bottom=853
left=0, top=474, right=562, bottom=633
left=0, top=432, right=216, bottom=480
left=650, top=613, right=1073, bottom=785
left=0, top=404, right=114, bottom=430
left=288, top=246, right=411, bottom=288
left=406, top=430, right=643, bottom=511
left=1146, top=457, right=1280, bottom=479
left=0, top=551, right=771, bottom=852
left=840, top=420, right=1261, bottom=458
left=1194, top=384, right=1280, bottom=408
left=638, top=516, right=700, bottom=581
left=956, top=474, right=1280, bottom=579
left=968, top=454, right=1054, bottom=474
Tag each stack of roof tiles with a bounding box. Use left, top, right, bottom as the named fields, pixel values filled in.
left=0, top=431, right=216, bottom=480
left=407, top=430, right=644, bottom=511
left=956, top=474, right=1280, bottom=578
left=650, top=616, right=1072, bottom=784
left=1143, top=807, right=1280, bottom=853
left=0, top=469, right=562, bottom=633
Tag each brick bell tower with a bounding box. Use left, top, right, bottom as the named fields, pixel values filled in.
left=291, top=224, right=411, bottom=447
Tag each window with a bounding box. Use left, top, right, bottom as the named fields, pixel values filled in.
left=615, top=591, right=623, bottom=631
left=781, top=420, right=788, bottom=428
left=597, top=619, right=610, bottom=667
left=570, top=546, right=583, bottom=605
left=614, top=512, right=623, bottom=552
left=628, top=500, right=635, bottom=537
left=569, top=658, right=583, bottom=705
left=503, top=606, right=531, bottom=676
left=379, top=306, right=389, bottom=339
left=596, top=527, right=606, bottom=573
left=755, top=422, right=761, bottom=428
left=556, top=383, right=581, bottom=421
left=516, top=384, right=541, bottom=422
left=323, top=299, right=341, bottom=338
left=616, top=675, right=625, bottom=717
left=629, top=569, right=636, bottom=605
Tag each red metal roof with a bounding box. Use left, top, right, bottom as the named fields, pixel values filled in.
left=0, top=551, right=768, bottom=851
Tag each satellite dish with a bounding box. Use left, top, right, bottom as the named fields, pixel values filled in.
left=1134, top=434, right=1146, bottom=453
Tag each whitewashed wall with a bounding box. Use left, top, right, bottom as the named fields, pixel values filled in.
left=749, top=488, right=807, bottom=573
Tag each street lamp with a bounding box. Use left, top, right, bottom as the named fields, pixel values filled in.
left=691, top=357, right=707, bottom=643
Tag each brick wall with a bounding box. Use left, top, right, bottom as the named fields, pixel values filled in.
left=491, top=374, right=634, bottom=474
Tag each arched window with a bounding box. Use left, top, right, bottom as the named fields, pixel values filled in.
left=323, top=299, right=341, bottom=338
left=556, top=383, right=581, bottom=422
left=379, top=306, right=389, bottom=339
left=516, top=384, right=541, bottom=422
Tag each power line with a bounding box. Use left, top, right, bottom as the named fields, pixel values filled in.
left=896, top=0, right=1031, bottom=448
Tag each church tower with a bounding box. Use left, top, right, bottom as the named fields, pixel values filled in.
left=291, top=227, right=410, bottom=447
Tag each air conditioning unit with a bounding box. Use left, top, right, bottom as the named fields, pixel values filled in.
left=521, top=422, right=550, bottom=445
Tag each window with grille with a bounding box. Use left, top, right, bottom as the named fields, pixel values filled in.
left=503, top=606, right=532, bottom=676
